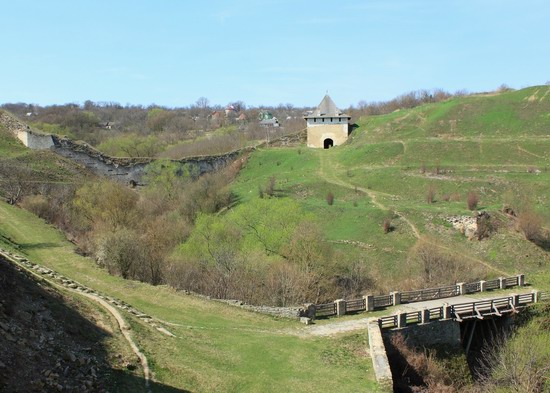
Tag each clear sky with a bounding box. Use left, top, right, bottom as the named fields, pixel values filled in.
left=1, top=0, right=549, bottom=108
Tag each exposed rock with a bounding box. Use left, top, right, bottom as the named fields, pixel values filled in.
left=446, top=215, right=478, bottom=240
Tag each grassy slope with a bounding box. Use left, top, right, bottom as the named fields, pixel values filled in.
left=0, top=201, right=378, bottom=392
left=232, top=86, right=550, bottom=290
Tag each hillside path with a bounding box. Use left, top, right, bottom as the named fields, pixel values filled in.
left=318, top=151, right=421, bottom=238
left=316, top=150, right=512, bottom=276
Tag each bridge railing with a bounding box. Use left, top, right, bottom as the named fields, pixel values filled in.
left=373, top=294, right=393, bottom=309
left=400, top=285, right=459, bottom=303
left=464, top=281, right=481, bottom=293
left=484, top=278, right=501, bottom=291
left=379, top=315, right=398, bottom=329
left=315, top=302, right=337, bottom=317
left=505, top=276, right=519, bottom=287
left=306, top=274, right=527, bottom=319
left=346, top=298, right=366, bottom=313
left=377, top=292, right=548, bottom=329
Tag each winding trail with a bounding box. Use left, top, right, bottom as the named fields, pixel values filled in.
left=318, top=151, right=420, bottom=237
left=317, top=151, right=510, bottom=276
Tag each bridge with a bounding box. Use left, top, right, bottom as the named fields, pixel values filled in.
left=378, top=291, right=548, bottom=329
left=368, top=290, right=548, bottom=390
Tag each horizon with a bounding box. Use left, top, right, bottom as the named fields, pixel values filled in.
left=1, top=0, right=549, bottom=108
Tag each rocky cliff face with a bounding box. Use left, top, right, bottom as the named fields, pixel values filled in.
left=50, top=135, right=243, bottom=184
left=1, top=110, right=244, bottom=185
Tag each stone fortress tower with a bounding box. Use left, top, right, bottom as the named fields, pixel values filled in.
left=304, top=95, right=351, bottom=148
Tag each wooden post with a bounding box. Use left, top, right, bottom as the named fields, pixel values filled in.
left=391, top=291, right=401, bottom=306
left=335, top=299, right=346, bottom=317
left=479, top=280, right=487, bottom=292
left=517, top=274, right=525, bottom=287
left=499, top=277, right=506, bottom=289
left=364, top=295, right=375, bottom=312
left=457, top=282, right=465, bottom=295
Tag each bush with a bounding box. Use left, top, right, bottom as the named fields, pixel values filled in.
left=326, top=191, right=334, bottom=206
left=517, top=211, right=542, bottom=242
left=20, top=194, right=51, bottom=221
left=383, top=218, right=393, bottom=234
left=476, top=212, right=495, bottom=240
left=426, top=185, right=436, bottom=204
left=265, top=176, right=276, bottom=197
left=467, top=191, right=479, bottom=210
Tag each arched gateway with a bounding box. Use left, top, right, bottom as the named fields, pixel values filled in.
left=304, top=95, right=351, bottom=148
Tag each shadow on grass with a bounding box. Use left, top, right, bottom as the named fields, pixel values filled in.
left=19, top=241, right=61, bottom=250
left=108, top=370, right=193, bottom=392
left=533, top=236, right=550, bottom=252
left=0, top=256, right=192, bottom=393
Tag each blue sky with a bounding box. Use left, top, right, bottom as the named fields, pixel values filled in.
left=1, top=0, right=549, bottom=108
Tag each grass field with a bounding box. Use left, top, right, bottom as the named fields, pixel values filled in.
left=0, top=201, right=379, bottom=392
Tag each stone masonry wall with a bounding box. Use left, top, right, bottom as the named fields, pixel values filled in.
left=0, top=111, right=54, bottom=149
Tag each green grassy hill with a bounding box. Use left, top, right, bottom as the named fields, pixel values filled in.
left=231, top=86, right=550, bottom=291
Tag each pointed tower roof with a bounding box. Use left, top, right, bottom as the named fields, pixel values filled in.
left=305, top=95, right=350, bottom=118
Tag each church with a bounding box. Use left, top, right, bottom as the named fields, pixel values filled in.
left=304, top=95, right=351, bottom=148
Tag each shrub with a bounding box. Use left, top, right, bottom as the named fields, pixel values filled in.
left=383, top=218, right=393, bottom=234
left=450, top=192, right=462, bottom=202
left=266, top=176, right=276, bottom=197
left=20, top=194, right=51, bottom=221
left=326, top=191, right=334, bottom=206
left=426, top=185, right=436, bottom=204
left=476, top=211, right=495, bottom=240
left=517, top=211, right=542, bottom=242
left=467, top=191, right=479, bottom=210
